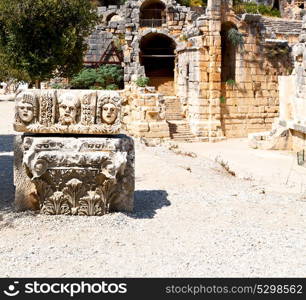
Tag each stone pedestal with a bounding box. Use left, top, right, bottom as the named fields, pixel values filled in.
left=14, top=135, right=134, bottom=215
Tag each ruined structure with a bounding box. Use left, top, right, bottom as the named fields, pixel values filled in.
left=14, top=90, right=135, bottom=216
left=85, top=0, right=302, bottom=141
left=249, top=13, right=306, bottom=151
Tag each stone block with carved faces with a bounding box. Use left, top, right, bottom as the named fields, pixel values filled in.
left=14, top=135, right=134, bottom=215
left=14, top=90, right=122, bottom=134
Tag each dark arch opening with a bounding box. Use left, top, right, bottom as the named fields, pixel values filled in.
left=272, top=0, right=280, bottom=10
left=95, top=0, right=122, bottom=6
left=140, top=33, right=175, bottom=78
left=140, top=33, right=175, bottom=94
left=221, top=22, right=238, bottom=82
left=140, top=0, right=166, bottom=27
left=106, top=13, right=119, bottom=23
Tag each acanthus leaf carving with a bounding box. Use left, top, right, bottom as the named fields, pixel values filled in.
left=41, top=191, right=72, bottom=215
left=21, top=137, right=134, bottom=216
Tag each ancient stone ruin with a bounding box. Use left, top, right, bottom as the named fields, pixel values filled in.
left=83, top=0, right=303, bottom=141
left=249, top=12, right=306, bottom=151
left=14, top=90, right=135, bottom=216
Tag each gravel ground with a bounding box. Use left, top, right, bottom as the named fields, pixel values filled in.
left=0, top=100, right=306, bottom=277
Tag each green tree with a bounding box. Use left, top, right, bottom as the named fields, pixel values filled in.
left=0, top=0, right=99, bottom=86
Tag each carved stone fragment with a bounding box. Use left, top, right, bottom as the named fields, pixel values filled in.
left=13, top=90, right=122, bottom=134
left=14, top=135, right=135, bottom=215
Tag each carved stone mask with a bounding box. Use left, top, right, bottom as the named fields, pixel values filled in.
left=102, top=103, right=117, bottom=125
left=17, top=101, right=34, bottom=123
left=58, top=95, right=80, bottom=125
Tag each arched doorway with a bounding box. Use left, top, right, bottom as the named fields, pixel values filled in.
left=140, top=33, right=176, bottom=94
left=273, top=0, right=280, bottom=10
left=140, top=0, right=166, bottom=27
left=96, top=0, right=122, bottom=6
left=221, top=22, right=238, bottom=82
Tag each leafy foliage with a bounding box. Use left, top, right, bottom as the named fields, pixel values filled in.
left=233, top=1, right=281, bottom=17
left=70, top=65, right=124, bottom=90
left=0, top=0, right=99, bottom=84
left=220, top=96, right=226, bottom=104
left=227, top=28, right=244, bottom=50
left=226, top=79, right=236, bottom=87
left=135, top=76, right=150, bottom=87
left=177, top=0, right=207, bottom=7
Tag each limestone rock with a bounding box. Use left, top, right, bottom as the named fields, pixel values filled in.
left=14, top=135, right=135, bottom=215
left=14, top=90, right=122, bottom=135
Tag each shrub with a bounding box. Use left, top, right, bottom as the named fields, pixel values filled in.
left=233, top=2, right=281, bottom=17
left=70, top=65, right=123, bottom=90
left=227, top=28, right=244, bottom=50
left=220, top=96, right=226, bottom=104
left=51, top=83, right=67, bottom=89
left=135, top=76, right=150, bottom=87
left=226, top=79, right=236, bottom=87
left=177, top=0, right=207, bottom=7
left=105, top=84, right=119, bottom=90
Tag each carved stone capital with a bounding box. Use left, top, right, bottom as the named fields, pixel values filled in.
left=14, top=135, right=134, bottom=215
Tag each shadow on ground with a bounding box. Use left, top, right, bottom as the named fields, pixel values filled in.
left=0, top=133, right=15, bottom=211
left=0, top=155, right=14, bottom=210
left=126, top=190, right=170, bottom=219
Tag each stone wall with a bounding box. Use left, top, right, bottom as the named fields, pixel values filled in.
left=248, top=14, right=306, bottom=151
left=83, top=0, right=303, bottom=140
left=219, top=17, right=294, bottom=137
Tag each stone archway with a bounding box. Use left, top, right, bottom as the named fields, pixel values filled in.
left=139, top=32, right=176, bottom=95
left=273, top=0, right=280, bottom=10
left=139, top=0, right=166, bottom=27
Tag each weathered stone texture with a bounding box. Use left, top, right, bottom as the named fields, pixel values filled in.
left=14, top=135, right=134, bottom=215
left=14, top=90, right=122, bottom=135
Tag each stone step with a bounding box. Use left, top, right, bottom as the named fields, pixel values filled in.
left=168, top=124, right=189, bottom=129
left=140, top=93, right=160, bottom=99
left=166, top=110, right=182, bottom=114
left=167, top=121, right=198, bottom=141
left=166, top=108, right=182, bottom=111
left=166, top=114, right=182, bottom=117
left=166, top=106, right=182, bottom=110
left=166, top=116, right=184, bottom=121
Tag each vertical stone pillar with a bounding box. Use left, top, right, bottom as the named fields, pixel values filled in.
left=189, top=0, right=223, bottom=140
left=207, top=11, right=223, bottom=140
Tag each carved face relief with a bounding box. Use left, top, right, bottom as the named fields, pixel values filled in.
left=102, top=103, right=118, bottom=125
left=58, top=94, right=80, bottom=125
left=16, top=92, right=37, bottom=124
left=17, top=102, right=34, bottom=123
left=32, top=159, right=48, bottom=178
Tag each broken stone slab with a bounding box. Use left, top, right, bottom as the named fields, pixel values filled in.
left=13, top=89, right=122, bottom=135
left=14, top=135, right=134, bottom=215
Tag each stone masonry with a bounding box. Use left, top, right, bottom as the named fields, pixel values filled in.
left=84, top=0, right=301, bottom=140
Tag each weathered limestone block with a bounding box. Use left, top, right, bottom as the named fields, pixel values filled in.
left=14, top=135, right=134, bottom=215
left=248, top=126, right=291, bottom=150
left=14, top=90, right=122, bottom=134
